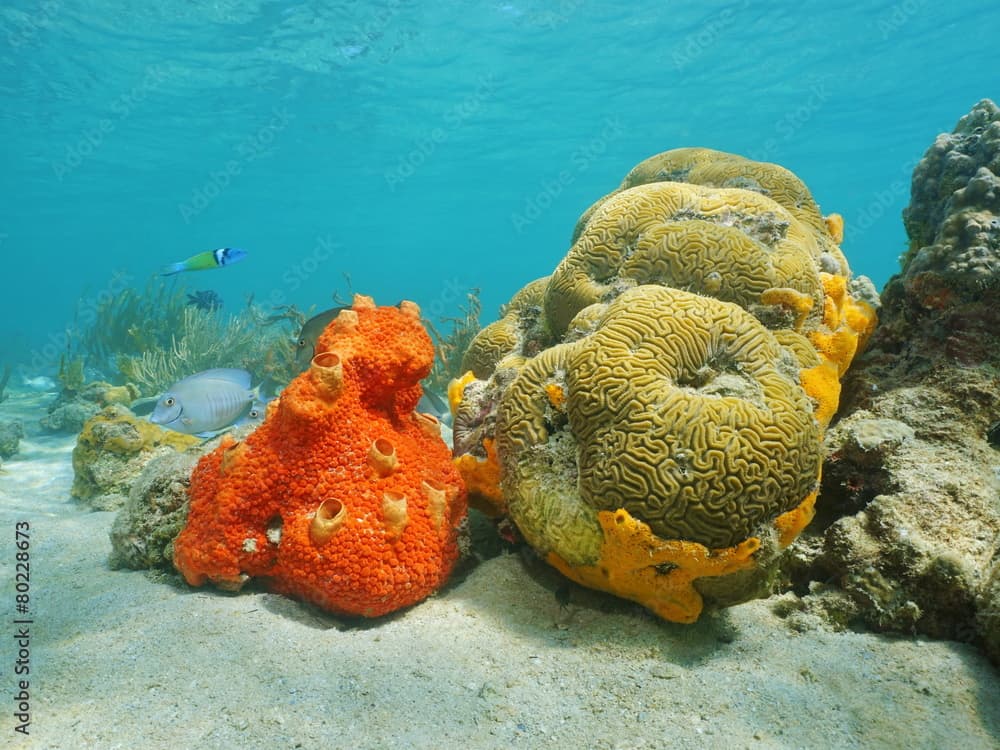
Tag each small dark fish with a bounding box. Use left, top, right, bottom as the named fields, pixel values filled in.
left=161, top=247, right=248, bottom=276
left=988, top=420, right=1000, bottom=448
left=186, top=290, right=224, bottom=312
left=294, top=306, right=348, bottom=372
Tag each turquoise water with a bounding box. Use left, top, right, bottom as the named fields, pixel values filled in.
left=2, top=0, right=998, bottom=372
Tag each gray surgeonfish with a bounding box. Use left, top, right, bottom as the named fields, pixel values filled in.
left=150, top=368, right=258, bottom=436
left=233, top=398, right=271, bottom=428
left=417, top=388, right=452, bottom=427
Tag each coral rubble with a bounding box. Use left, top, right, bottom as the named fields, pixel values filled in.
left=452, top=148, right=876, bottom=622
left=172, top=295, right=468, bottom=617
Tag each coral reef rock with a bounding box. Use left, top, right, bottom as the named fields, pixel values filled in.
left=72, top=405, right=200, bottom=511
left=781, top=100, right=1000, bottom=666
left=452, top=148, right=877, bottom=623
left=108, top=423, right=261, bottom=570
left=109, top=450, right=201, bottom=570
left=41, top=381, right=139, bottom=434
left=980, top=552, right=1000, bottom=663
left=0, top=419, right=24, bottom=458
left=173, top=295, right=468, bottom=618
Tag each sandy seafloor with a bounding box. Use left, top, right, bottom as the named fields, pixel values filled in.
left=0, top=388, right=997, bottom=750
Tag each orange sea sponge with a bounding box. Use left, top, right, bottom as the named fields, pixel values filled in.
left=454, top=437, right=504, bottom=516
left=547, top=508, right=762, bottom=624
left=173, top=295, right=468, bottom=617
left=549, top=491, right=818, bottom=623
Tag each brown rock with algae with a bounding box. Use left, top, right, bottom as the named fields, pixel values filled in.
left=72, top=404, right=200, bottom=511
left=779, top=100, right=1000, bottom=665
left=41, top=380, right=140, bottom=434
left=108, top=450, right=200, bottom=570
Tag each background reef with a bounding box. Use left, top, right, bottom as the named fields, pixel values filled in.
left=3, top=6, right=1000, bottom=745
left=73, top=279, right=302, bottom=397
left=35, top=274, right=479, bottom=439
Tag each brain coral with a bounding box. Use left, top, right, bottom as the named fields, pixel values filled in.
left=572, top=147, right=849, bottom=275
left=499, top=285, right=820, bottom=557
left=460, top=276, right=550, bottom=380
left=173, top=295, right=467, bottom=617
left=452, top=148, right=876, bottom=622
left=546, top=180, right=828, bottom=338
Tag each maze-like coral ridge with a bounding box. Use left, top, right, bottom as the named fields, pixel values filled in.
left=498, top=286, right=820, bottom=558
left=574, top=146, right=847, bottom=269
left=547, top=181, right=826, bottom=337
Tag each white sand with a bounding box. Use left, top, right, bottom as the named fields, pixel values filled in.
left=1, top=389, right=998, bottom=749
